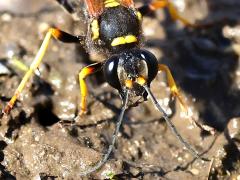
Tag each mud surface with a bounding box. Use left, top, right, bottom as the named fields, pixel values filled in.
left=0, top=0, right=240, bottom=179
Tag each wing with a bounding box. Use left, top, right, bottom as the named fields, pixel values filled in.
left=84, top=0, right=104, bottom=18
left=120, top=0, right=135, bottom=8
left=84, top=0, right=135, bottom=18
left=55, top=0, right=104, bottom=18
left=55, top=0, right=136, bottom=20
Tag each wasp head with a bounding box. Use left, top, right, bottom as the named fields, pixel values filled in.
left=103, top=49, right=158, bottom=103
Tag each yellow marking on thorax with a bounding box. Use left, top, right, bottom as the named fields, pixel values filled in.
left=136, top=11, right=142, bottom=21
left=104, top=0, right=120, bottom=8
left=91, top=19, right=99, bottom=40
left=111, top=35, right=137, bottom=46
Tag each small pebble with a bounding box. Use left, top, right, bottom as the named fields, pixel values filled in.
left=0, top=63, right=10, bottom=75
left=1, top=13, right=12, bottom=22
left=237, top=175, right=240, bottom=180
left=190, top=168, right=199, bottom=175
left=227, top=118, right=240, bottom=138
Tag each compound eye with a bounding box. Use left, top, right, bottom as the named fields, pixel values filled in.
left=103, top=56, right=121, bottom=90
left=140, top=50, right=158, bottom=85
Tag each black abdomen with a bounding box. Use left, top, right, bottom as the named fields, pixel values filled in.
left=99, top=6, right=141, bottom=52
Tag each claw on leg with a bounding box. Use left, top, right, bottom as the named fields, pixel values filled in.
left=158, top=64, right=215, bottom=133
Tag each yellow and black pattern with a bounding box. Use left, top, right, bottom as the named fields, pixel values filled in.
left=104, top=0, right=120, bottom=8
left=91, top=19, right=100, bottom=40
left=97, top=6, right=141, bottom=52
left=111, top=35, right=137, bottom=46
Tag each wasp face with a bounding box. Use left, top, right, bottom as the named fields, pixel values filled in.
left=103, top=49, right=158, bottom=99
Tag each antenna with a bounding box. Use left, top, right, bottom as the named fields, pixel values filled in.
left=80, top=90, right=130, bottom=176
left=143, top=85, right=207, bottom=160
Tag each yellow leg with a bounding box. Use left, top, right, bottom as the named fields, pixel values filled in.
left=2, top=28, right=83, bottom=115
left=158, top=64, right=215, bottom=133
left=158, top=64, right=187, bottom=113
left=166, top=0, right=196, bottom=27
left=139, top=0, right=196, bottom=27
left=78, top=62, right=103, bottom=115
left=10, top=57, right=29, bottom=73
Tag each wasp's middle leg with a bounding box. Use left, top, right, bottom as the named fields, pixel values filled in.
left=158, top=64, right=215, bottom=133
left=78, top=62, right=103, bottom=115
left=138, top=0, right=197, bottom=27
left=158, top=64, right=188, bottom=112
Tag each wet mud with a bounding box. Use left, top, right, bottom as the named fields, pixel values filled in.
left=0, top=0, right=239, bottom=179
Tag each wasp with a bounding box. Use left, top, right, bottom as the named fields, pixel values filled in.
left=2, top=0, right=209, bottom=176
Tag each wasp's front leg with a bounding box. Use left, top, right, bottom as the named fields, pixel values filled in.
left=2, top=28, right=84, bottom=115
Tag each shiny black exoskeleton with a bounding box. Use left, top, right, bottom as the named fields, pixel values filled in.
left=103, top=49, right=158, bottom=100
left=99, top=6, right=141, bottom=53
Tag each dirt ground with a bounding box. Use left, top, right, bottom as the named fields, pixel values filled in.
left=0, top=0, right=239, bottom=179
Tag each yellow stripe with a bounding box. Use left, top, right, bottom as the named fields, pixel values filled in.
left=125, top=35, right=137, bottom=43
left=111, top=35, right=137, bottom=46
left=136, top=11, right=142, bottom=21
left=91, top=19, right=99, bottom=40
left=104, top=0, right=120, bottom=7
left=111, top=37, right=125, bottom=46
left=104, top=0, right=115, bottom=4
